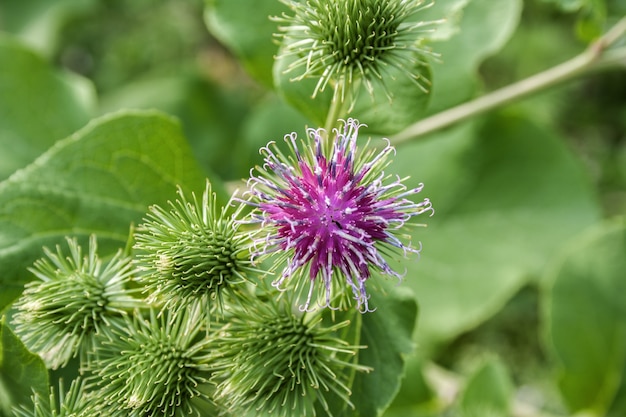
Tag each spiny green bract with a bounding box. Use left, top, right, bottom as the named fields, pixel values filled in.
left=13, top=378, right=92, bottom=417
left=274, top=0, right=439, bottom=103
left=133, top=180, right=259, bottom=319
left=12, top=235, right=140, bottom=369
left=89, top=307, right=214, bottom=417
left=209, top=298, right=370, bottom=416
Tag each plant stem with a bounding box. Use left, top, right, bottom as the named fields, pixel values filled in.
left=324, top=76, right=357, bottom=137
left=390, top=16, right=626, bottom=146
left=324, top=83, right=344, bottom=136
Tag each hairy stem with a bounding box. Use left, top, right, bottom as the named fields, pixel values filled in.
left=391, top=16, right=626, bottom=146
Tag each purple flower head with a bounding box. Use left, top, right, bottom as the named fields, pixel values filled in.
left=246, top=118, right=433, bottom=312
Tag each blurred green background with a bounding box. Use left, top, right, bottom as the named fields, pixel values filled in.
left=0, top=0, right=625, bottom=416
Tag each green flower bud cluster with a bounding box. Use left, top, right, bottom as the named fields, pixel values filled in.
left=9, top=1, right=438, bottom=415
left=12, top=181, right=369, bottom=417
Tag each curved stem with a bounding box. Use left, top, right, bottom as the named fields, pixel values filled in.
left=390, top=16, right=626, bottom=146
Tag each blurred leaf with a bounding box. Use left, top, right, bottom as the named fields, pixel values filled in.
left=413, top=0, right=469, bottom=42
left=203, top=0, right=288, bottom=88
left=347, top=286, right=418, bottom=417
left=541, top=0, right=590, bottom=10
left=575, top=7, right=605, bottom=41
left=607, top=365, right=626, bottom=417
left=382, top=358, right=436, bottom=417
left=0, top=316, right=48, bottom=415
left=350, top=63, right=432, bottom=135
left=238, top=93, right=311, bottom=173
left=100, top=73, right=252, bottom=180
left=543, top=218, right=626, bottom=415
left=0, top=35, right=95, bottom=181
left=459, top=357, right=513, bottom=417
left=540, top=0, right=607, bottom=41
left=0, top=0, right=96, bottom=56
left=426, top=0, right=523, bottom=114
left=392, top=114, right=601, bottom=350
left=272, top=43, right=335, bottom=128
left=0, top=110, right=208, bottom=311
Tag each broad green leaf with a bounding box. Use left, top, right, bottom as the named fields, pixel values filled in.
left=425, top=0, right=522, bottom=114
left=203, top=0, right=288, bottom=88
left=392, top=114, right=601, bottom=350
left=0, top=316, right=48, bottom=415
left=347, top=286, right=419, bottom=417
left=459, top=357, right=514, bottom=417
left=381, top=358, right=436, bottom=417
left=543, top=218, right=626, bottom=415
left=0, top=35, right=95, bottom=181
left=0, top=110, right=207, bottom=311
left=100, top=73, right=251, bottom=180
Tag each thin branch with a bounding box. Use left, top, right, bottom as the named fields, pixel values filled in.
left=390, top=16, right=626, bottom=146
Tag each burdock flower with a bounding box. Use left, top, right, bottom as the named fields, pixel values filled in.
left=246, top=118, right=433, bottom=312
left=12, top=235, right=140, bottom=369
left=209, top=298, right=369, bottom=416
left=274, top=0, right=439, bottom=102
left=133, top=180, right=258, bottom=317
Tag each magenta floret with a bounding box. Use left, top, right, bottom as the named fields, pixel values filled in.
left=246, top=119, right=433, bottom=311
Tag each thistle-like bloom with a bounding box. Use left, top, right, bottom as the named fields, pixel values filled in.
left=246, top=118, right=433, bottom=312
left=91, top=307, right=213, bottom=417
left=13, top=378, right=91, bottom=417
left=12, top=235, right=140, bottom=369
left=210, top=298, right=369, bottom=416
left=274, top=0, right=439, bottom=101
left=134, top=181, right=258, bottom=317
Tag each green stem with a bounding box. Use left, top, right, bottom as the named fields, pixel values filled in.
left=390, top=16, right=626, bottom=146
left=344, top=310, right=363, bottom=401
left=324, top=77, right=356, bottom=137
left=324, top=84, right=343, bottom=136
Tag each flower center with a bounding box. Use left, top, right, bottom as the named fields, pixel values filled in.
left=320, top=197, right=345, bottom=229
left=325, top=0, right=400, bottom=70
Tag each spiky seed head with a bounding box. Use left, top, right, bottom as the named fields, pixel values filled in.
left=12, top=235, right=140, bottom=369
left=91, top=307, right=213, bottom=417
left=133, top=180, right=259, bottom=318
left=274, top=0, right=439, bottom=103
left=209, top=299, right=369, bottom=416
